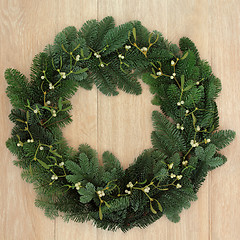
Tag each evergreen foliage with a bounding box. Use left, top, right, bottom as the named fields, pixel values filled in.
left=5, top=16, right=235, bottom=232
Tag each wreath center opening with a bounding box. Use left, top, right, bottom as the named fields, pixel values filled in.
left=63, top=84, right=159, bottom=168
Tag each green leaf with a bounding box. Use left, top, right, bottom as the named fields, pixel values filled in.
left=80, top=48, right=84, bottom=57
left=181, top=75, right=185, bottom=89
left=181, top=51, right=189, bottom=60
left=62, top=106, right=72, bottom=112
left=150, top=74, right=158, bottom=79
left=26, top=111, right=30, bottom=121
left=150, top=201, right=157, bottom=214
left=155, top=200, right=163, bottom=212
left=50, top=149, right=62, bottom=158
left=183, top=84, right=194, bottom=91
left=99, top=205, right=103, bottom=220
left=37, top=159, right=49, bottom=169
left=42, top=106, right=51, bottom=111
left=72, top=67, right=88, bottom=74
left=58, top=97, right=63, bottom=110
left=104, top=201, right=110, bottom=208
left=138, top=179, right=147, bottom=185
left=132, top=27, right=137, bottom=41
left=47, top=156, right=57, bottom=161
left=192, top=113, right=197, bottom=125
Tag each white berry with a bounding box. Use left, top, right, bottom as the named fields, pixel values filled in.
left=76, top=55, right=80, bottom=61
left=143, top=186, right=150, bottom=193
left=170, top=173, right=176, bottom=178
left=60, top=72, right=66, bottom=79
left=127, top=182, right=134, bottom=188
left=75, top=182, right=81, bottom=190
left=176, top=184, right=182, bottom=189
left=182, top=160, right=188, bottom=166
left=168, top=163, right=173, bottom=169
left=141, top=47, right=147, bottom=52
left=176, top=175, right=183, bottom=180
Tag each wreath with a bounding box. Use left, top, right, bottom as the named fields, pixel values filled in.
left=5, top=16, right=235, bottom=232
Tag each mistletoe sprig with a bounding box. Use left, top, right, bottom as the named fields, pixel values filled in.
left=5, top=16, right=235, bottom=232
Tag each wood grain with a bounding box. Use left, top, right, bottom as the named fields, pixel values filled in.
left=0, top=0, right=239, bottom=239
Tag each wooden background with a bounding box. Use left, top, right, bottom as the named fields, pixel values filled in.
left=0, top=0, right=239, bottom=239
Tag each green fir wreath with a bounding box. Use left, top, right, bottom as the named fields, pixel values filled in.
left=5, top=16, right=236, bottom=232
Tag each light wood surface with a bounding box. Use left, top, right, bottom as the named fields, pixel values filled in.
left=0, top=0, right=239, bottom=239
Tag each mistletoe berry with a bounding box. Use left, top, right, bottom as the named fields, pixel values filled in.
left=143, top=186, right=150, bottom=193
left=51, top=175, right=58, bottom=180
left=141, top=47, right=148, bottom=52
left=170, top=173, right=176, bottom=178
left=176, top=175, right=183, bottom=180
left=75, top=182, right=81, bottom=190
left=59, top=162, right=64, bottom=167
left=76, top=55, right=80, bottom=61
left=127, top=182, right=134, bottom=188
